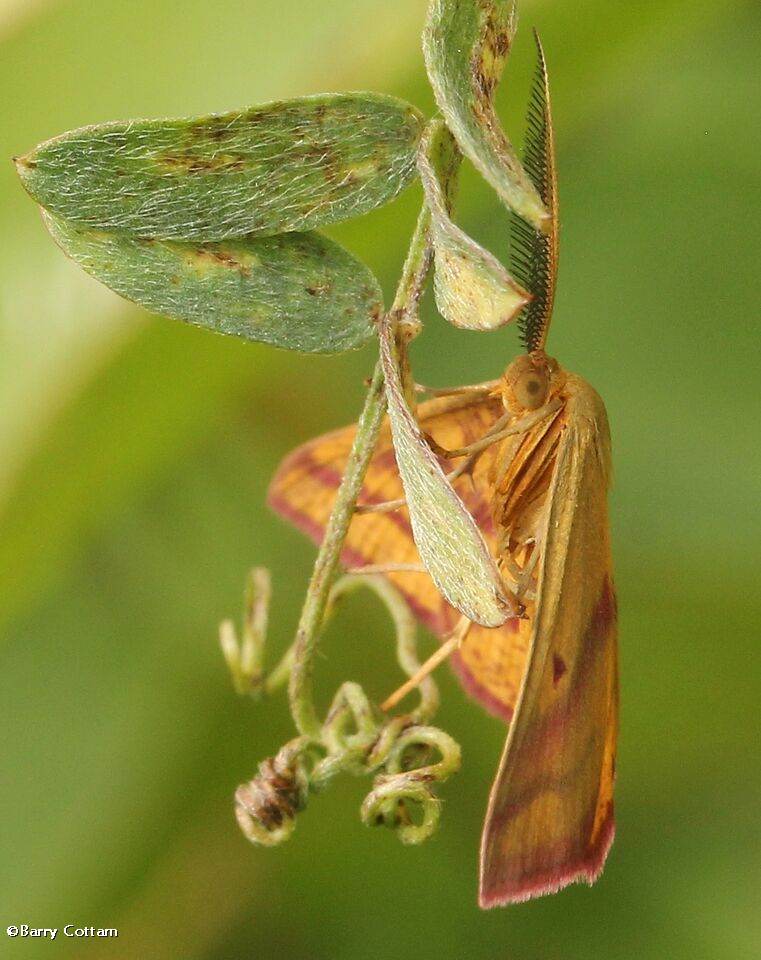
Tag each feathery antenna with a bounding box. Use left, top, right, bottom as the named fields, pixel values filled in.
left=511, top=30, right=558, bottom=353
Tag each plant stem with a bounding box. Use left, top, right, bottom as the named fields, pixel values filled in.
left=263, top=645, right=295, bottom=696
left=288, top=360, right=386, bottom=737
left=287, top=205, right=432, bottom=738
left=391, top=202, right=432, bottom=327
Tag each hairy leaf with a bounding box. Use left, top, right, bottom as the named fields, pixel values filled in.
left=43, top=212, right=382, bottom=353
left=17, top=93, right=424, bottom=241
left=423, top=0, right=549, bottom=232
left=420, top=120, right=529, bottom=330
left=379, top=314, right=512, bottom=627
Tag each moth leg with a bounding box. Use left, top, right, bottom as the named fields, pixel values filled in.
left=516, top=542, right=540, bottom=597
left=425, top=409, right=512, bottom=460
left=498, top=540, right=541, bottom=604
left=357, top=397, right=557, bottom=517
left=354, top=446, right=493, bottom=514
left=500, top=553, right=525, bottom=586
left=436, top=415, right=517, bottom=487
left=380, top=616, right=473, bottom=713
left=414, top=379, right=500, bottom=397
left=353, top=452, right=482, bottom=514
left=345, top=563, right=426, bottom=575
left=507, top=575, right=537, bottom=604
left=429, top=397, right=562, bottom=460
left=446, top=450, right=485, bottom=486
left=356, top=400, right=558, bottom=516
left=354, top=497, right=406, bottom=515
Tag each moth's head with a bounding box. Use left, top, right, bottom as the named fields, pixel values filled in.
left=498, top=352, right=561, bottom=413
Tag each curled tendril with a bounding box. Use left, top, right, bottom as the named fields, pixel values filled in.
left=219, top=567, right=277, bottom=697
left=230, top=572, right=462, bottom=848
left=235, top=736, right=317, bottom=846
left=363, top=778, right=440, bottom=845
left=362, top=725, right=462, bottom=843
left=222, top=196, right=462, bottom=855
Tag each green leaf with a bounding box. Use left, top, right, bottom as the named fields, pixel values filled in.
left=420, top=120, right=529, bottom=330
left=43, top=212, right=382, bottom=354
left=379, top=314, right=512, bottom=627
left=423, top=0, right=549, bottom=231
left=16, top=93, right=425, bottom=241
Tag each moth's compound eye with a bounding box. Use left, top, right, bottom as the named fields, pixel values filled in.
left=514, top=369, right=549, bottom=410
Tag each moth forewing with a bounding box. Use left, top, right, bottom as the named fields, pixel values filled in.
left=479, top=374, right=618, bottom=907
left=267, top=392, right=532, bottom=721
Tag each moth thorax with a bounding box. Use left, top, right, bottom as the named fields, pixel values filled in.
left=500, top=352, right=557, bottom=413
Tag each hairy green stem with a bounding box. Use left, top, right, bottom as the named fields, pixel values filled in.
left=287, top=205, right=432, bottom=738
left=287, top=361, right=386, bottom=737
left=263, top=645, right=296, bottom=696
left=391, top=202, right=432, bottom=326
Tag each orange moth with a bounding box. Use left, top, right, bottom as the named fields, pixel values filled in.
left=268, top=35, right=617, bottom=907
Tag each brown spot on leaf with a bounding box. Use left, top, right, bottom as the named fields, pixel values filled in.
left=490, top=29, right=510, bottom=59
left=190, top=119, right=237, bottom=142
left=305, top=281, right=331, bottom=297
left=318, top=148, right=346, bottom=184
left=245, top=109, right=267, bottom=124
left=298, top=143, right=331, bottom=166
left=194, top=246, right=252, bottom=277
left=471, top=58, right=496, bottom=102
left=157, top=152, right=247, bottom=174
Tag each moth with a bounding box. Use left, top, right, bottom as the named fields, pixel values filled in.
left=267, top=36, right=617, bottom=907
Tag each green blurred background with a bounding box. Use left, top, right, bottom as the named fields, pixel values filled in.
left=1, top=1, right=759, bottom=957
